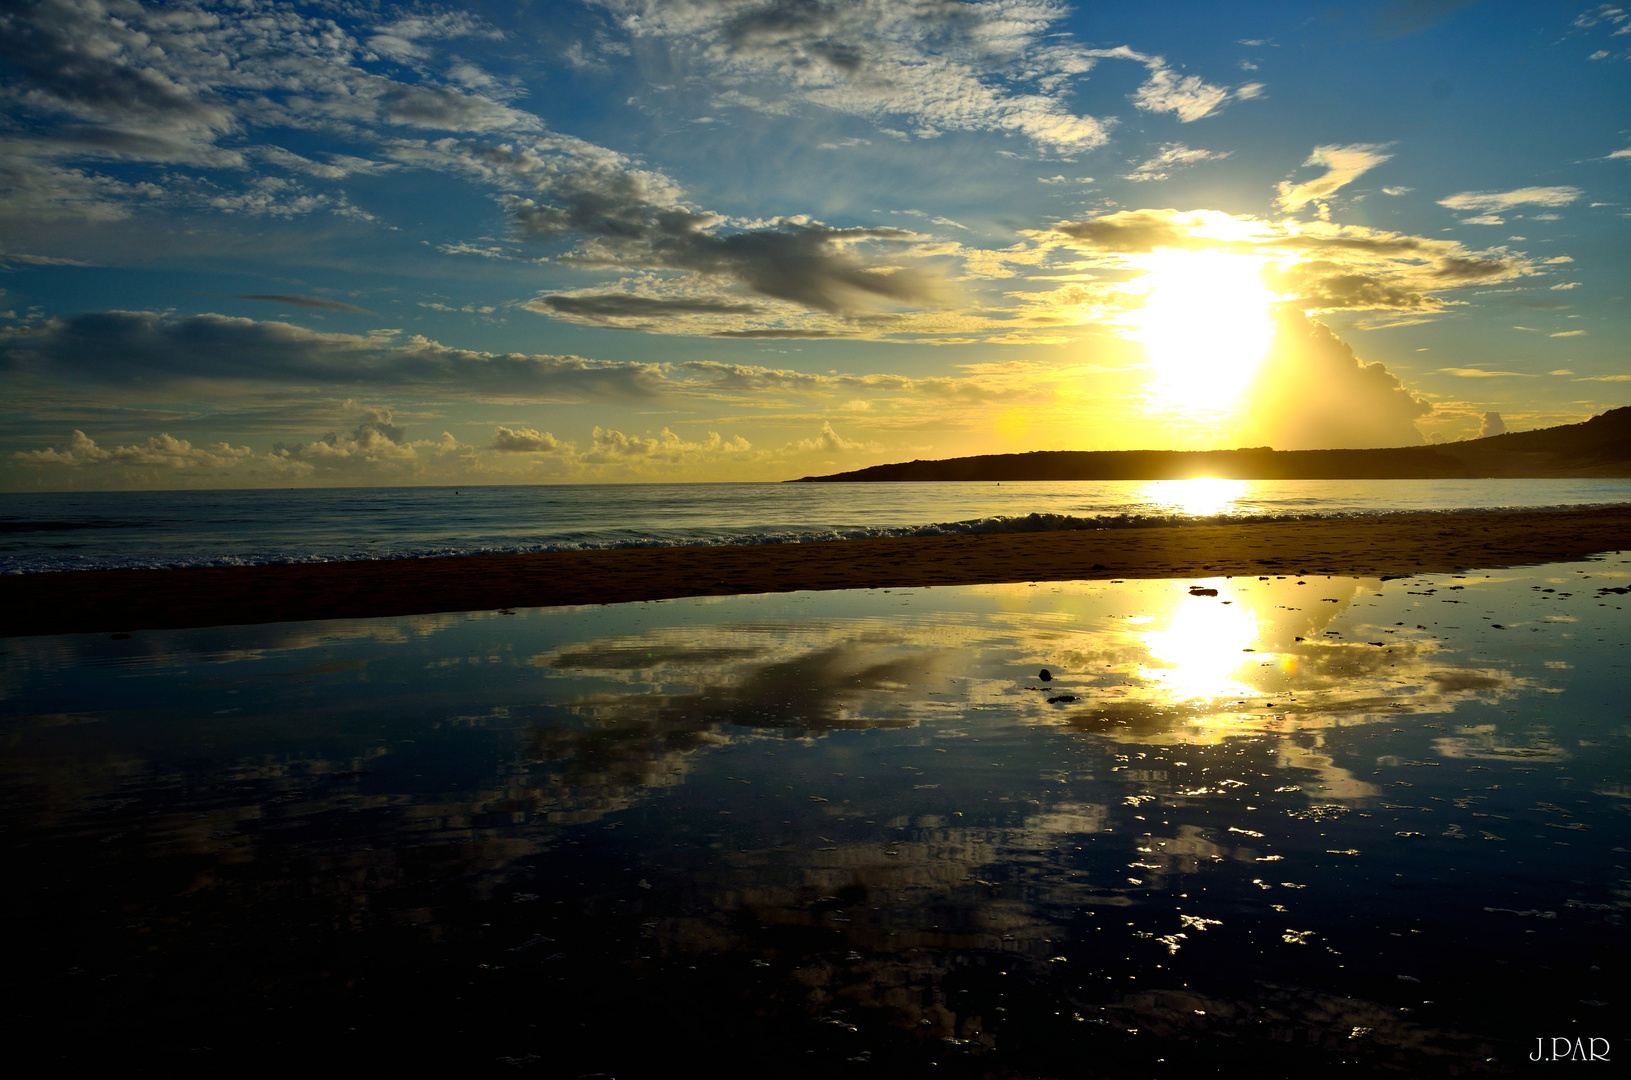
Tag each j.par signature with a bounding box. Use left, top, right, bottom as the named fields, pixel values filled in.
left=1531, top=1037, right=1611, bottom=1063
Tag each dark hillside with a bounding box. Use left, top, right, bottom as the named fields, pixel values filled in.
left=788, top=407, right=1631, bottom=482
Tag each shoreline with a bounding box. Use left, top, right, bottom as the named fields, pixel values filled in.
left=5, top=505, right=1629, bottom=638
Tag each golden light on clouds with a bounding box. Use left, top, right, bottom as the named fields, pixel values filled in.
left=1130, top=250, right=1279, bottom=411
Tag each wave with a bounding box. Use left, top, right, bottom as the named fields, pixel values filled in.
left=5, top=502, right=1623, bottom=575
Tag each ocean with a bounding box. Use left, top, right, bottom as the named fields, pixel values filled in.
left=4, top=476, right=1630, bottom=573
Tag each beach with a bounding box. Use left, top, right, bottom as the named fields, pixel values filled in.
left=5, top=504, right=1629, bottom=637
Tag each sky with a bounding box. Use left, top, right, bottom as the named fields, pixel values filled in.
left=0, top=0, right=1627, bottom=490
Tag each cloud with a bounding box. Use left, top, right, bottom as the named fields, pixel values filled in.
left=1478, top=411, right=1506, bottom=438
left=592, top=2, right=1246, bottom=150
left=1610, top=147, right=1631, bottom=160
left=531, top=292, right=766, bottom=325
left=1050, top=207, right=1535, bottom=317
left=1369, top=0, right=1481, bottom=39
left=1130, top=66, right=1230, bottom=122
left=1437, top=187, right=1584, bottom=214
left=0, top=311, right=669, bottom=401
left=1549, top=330, right=1586, bottom=337
left=0, top=0, right=540, bottom=221
left=396, top=137, right=940, bottom=320
left=491, top=425, right=570, bottom=453
left=589, top=0, right=1119, bottom=152
left=235, top=294, right=374, bottom=314
left=0, top=248, right=93, bottom=268
left=13, top=429, right=263, bottom=469
left=1275, top=144, right=1394, bottom=214
left=1124, top=143, right=1231, bottom=183
left=792, top=420, right=875, bottom=454
left=15, top=413, right=479, bottom=485
left=1236, top=309, right=1432, bottom=449
left=584, top=426, right=751, bottom=465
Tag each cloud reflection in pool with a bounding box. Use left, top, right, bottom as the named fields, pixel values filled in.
left=2, top=558, right=1627, bottom=1072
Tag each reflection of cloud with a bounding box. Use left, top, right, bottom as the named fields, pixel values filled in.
left=537, top=631, right=964, bottom=733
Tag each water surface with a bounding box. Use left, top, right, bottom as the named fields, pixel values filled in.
left=3, top=559, right=1629, bottom=1072
left=5, top=477, right=1630, bottom=572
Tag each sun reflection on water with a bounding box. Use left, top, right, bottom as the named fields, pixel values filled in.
left=1140, top=477, right=1250, bottom=517
left=1140, top=584, right=1260, bottom=701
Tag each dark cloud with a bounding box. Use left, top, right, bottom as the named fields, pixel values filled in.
left=236, top=294, right=375, bottom=314
left=1281, top=273, right=1430, bottom=310
left=533, top=294, right=764, bottom=319
left=508, top=189, right=931, bottom=313
left=1370, top=0, right=1481, bottom=39
left=1055, top=210, right=1212, bottom=253
left=0, top=311, right=666, bottom=401
left=708, top=328, right=851, bottom=338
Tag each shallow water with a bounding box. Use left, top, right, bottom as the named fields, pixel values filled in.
left=5, top=477, right=1630, bottom=572
left=3, top=558, right=1629, bottom=1072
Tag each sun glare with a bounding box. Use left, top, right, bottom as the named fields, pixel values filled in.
left=1132, top=251, right=1277, bottom=411
left=1140, top=477, right=1249, bottom=517
left=1141, top=584, right=1261, bottom=701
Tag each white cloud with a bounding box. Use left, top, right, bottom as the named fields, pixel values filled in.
left=491, top=425, right=570, bottom=453
left=0, top=0, right=540, bottom=221
left=14, top=429, right=263, bottom=469
left=1437, top=186, right=1583, bottom=213
left=1124, top=143, right=1231, bottom=183
left=1238, top=309, right=1431, bottom=449
left=791, top=420, right=876, bottom=454
left=1131, top=66, right=1229, bottom=121
left=1275, top=144, right=1394, bottom=213
left=585, top=426, right=751, bottom=464
left=591, top=0, right=1117, bottom=151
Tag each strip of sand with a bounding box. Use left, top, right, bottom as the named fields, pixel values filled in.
left=4, top=506, right=1628, bottom=638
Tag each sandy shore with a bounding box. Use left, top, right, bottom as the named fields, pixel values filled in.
left=4, top=505, right=1628, bottom=638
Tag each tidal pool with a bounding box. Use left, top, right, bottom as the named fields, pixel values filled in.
left=3, top=558, right=1629, bottom=1074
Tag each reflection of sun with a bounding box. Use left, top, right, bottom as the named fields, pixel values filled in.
left=1142, top=588, right=1260, bottom=700
left=1132, top=250, right=1276, bottom=411
left=1141, top=477, right=1249, bottom=517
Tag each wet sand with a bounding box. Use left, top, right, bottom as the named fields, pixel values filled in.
left=4, top=505, right=1628, bottom=638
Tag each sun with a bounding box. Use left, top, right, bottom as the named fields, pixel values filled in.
left=1131, top=250, right=1277, bottom=412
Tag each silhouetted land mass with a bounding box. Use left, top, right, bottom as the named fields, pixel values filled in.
left=788, top=406, right=1631, bottom=482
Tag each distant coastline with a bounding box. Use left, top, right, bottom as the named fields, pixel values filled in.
left=789, top=406, right=1631, bottom=482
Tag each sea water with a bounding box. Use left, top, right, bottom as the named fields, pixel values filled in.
left=3, top=477, right=1630, bottom=573
left=3, top=560, right=1628, bottom=1072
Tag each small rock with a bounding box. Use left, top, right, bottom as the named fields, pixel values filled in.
left=1039, top=668, right=1052, bottom=681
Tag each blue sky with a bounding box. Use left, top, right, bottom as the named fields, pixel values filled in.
left=1, top=0, right=1626, bottom=488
